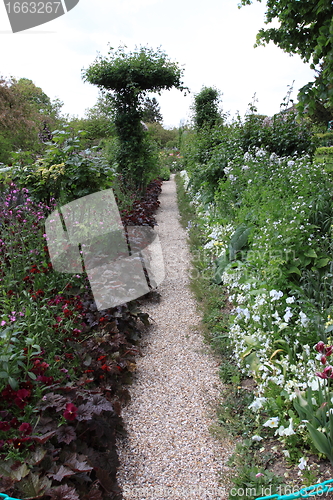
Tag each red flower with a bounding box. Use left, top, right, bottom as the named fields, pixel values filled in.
left=19, top=423, right=33, bottom=435
left=316, top=365, right=333, bottom=379
left=326, top=345, right=333, bottom=357
left=10, top=417, right=19, bottom=429
left=315, top=341, right=325, bottom=353
left=12, top=437, right=31, bottom=449
left=37, top=375, right=54, bottom=385
left=321, top=355, right=327, bottom=365
left=63, top=403, right=78, bottom=421
left=1, top=385, right=16, bottom=401
left=101, top=364, right=111, bottom=372
left=0, top=421, right=11, bottom=431
left=14, top=389, right=31, bottom=409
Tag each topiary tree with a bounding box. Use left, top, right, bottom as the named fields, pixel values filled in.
left=83, top=45, right=186, bottom=192
left=193, top=86, right=222, bottom=130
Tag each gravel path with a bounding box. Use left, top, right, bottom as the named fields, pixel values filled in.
left=116, top=176, right=233, bottom=500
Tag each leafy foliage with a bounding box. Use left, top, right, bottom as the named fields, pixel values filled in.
left=239, top=0, right=333, bottom=121
left=0, top=176, right=162, bottom=499
left=0, top=76, right=63, bottom=164
left=12, top=127, right=114, bottom=205
left=193, top=86, right=222, bottom=130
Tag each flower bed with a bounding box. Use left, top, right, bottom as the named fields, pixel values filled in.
left=179, top=146, right=333, bottom=481
left=0, top=179, right=162, bottom=500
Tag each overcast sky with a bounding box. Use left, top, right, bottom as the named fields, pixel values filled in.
left=0, top=0, right=315, bottom=128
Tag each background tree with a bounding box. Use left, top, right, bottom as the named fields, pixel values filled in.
left=0, top=76, right=64, bottom=163
left=69, top=92, right=116, bottom=145
left=83, top=45, right=186, bottom=191
left=239, top=0, right=333, bottom=123
left=193, top=86, right=222, bottom=129
left=141, top=96, right=163, bottom=123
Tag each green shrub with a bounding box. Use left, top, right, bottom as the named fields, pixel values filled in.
left=13, top=128, right=114, bottom=205
left=159, top=166, right=170, bottom=180
left=315, top=146, right=333, bottom=156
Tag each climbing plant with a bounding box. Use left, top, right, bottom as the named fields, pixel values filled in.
left=83, top=45, right=187, bottom=192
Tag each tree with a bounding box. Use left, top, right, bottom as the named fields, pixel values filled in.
left=193, top=86, right=222, bottom=129
left=141, top=97, right=163, bottom=123
left=69, top=93, right=116, bottom=144
left=0, top=76, right=41, bottom=162
left=239, top=0, right=333, bottom=122
left=0, top=76, right=64, bottom=163
left=83, top=45, right=186, bottom=191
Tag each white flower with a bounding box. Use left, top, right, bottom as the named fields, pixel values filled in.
left=283, top=307, right=293, bottom=323
left=275, top=419, right=295, bottom=436
left=257, top=297, right=267, bottom=306
left=286, top=296, right=295, bottom=304
left=252, top=435, right=263, bottom=441
left=203, top=240, right=215, bottom=249
left=270, top=289, right=283, bottom=301
left=263, top=417, right=279, bottom=428
left=298, top=457, right=307, bottom=470
left=287, top=160, right=295, bottom=167
left=253, top=315, right=260, bottom=322
left=282, top=449, right=290, bottom=458
left=248, top=397, right=267, bottom=411
left=299, top=311, right=309, bottom=327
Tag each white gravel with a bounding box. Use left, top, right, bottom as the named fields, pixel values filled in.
left=116, top=176, right=234, bottom=499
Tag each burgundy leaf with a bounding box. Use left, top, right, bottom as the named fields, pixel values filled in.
left=56, top=425, right=77, bottom=444
left=38, top=393, right=67, bottom=412
left=31, top=430, right=56, bottom=444
left=28, top=448, right=47, bottom=466
left=45, top=484, right=80, bottom=500
left=48, top=465, right=75, bottom=482
left=95, top=467, right=116, bottom=493
left=82, top=488, right=103, bottom=500
left=64, top=453, right=93, bottom=473
left=76, top=403, right=94, bottom=421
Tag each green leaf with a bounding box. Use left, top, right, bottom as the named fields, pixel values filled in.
left=8, top=377, right=19, bottom=390
left=304, top=249, right=318, bottom=258
left=11, top=463, right=30, bottom=481
left=240, top=346, right=254, bottom=358
left=17, top=472, right=52, bottom=500
left=287, top=266, right=301, bottom=275
left=246, top=352, right=260, bottom=374
left=229, top=224, right=251, bottom=260
left=316, top=258, right=330, bottom=268
left=306, top=423, right=333, bottom=459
